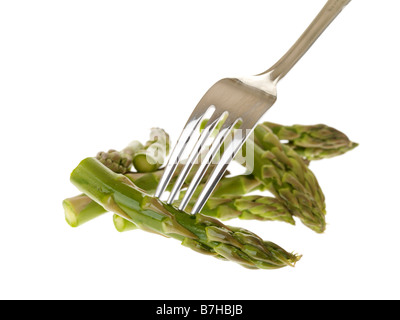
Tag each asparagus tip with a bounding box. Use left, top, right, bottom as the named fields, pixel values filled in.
left=291, top=254, right=302, bottom=267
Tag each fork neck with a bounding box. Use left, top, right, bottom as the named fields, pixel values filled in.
left=259, top=0, right=351, bottom=83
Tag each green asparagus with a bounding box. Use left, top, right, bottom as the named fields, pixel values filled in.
left=177, top=175, right=293, bottom=223
left=248, top=123, right=327, bottom=233
left=64, top=124, right=334, bottom=231
left=63, top=171, right=262, bottom=228
left=63, top=194, right=107, bottom=228
left=265, top=122, right=358, bottom=161
left=65, top=120, right=358, bottom=269
left=186, top=195, right=295, bottom=224
left=113, top=214, right=137, bottom=232
left=71, top=157, right=301, bottom=269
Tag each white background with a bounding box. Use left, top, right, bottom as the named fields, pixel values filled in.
left=1, top=0, right=399, bottom=300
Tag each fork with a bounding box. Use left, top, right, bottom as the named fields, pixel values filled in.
left=155, top=0, right=352, bottom=214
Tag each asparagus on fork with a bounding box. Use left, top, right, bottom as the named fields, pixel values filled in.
left=64, top=123, right=357, bottom=231
left=64, top=122, right=357, bottom=268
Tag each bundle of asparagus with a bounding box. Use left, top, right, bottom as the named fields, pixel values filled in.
left=64, top=122, right=357, bottom=269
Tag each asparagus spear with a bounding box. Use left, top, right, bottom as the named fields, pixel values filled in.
left=248, top=124, right=327, bottom=233
left=114, top=194, right=294, bottom=231
left=265, top=122, right=358, bottom=161
left=71, top=157, right=301, bottom=269
left=63, top=171, right=262, bottom=228
left=187, top=195, right=295, bottom=224
left=132, top=128, right=170, bottom=172
left=177, top=175, right=293, bottom=223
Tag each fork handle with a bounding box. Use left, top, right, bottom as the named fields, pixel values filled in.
left=263, top=0, right=351, bottom=82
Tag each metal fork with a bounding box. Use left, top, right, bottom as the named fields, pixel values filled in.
left=155, top=0, right=352, bottom=214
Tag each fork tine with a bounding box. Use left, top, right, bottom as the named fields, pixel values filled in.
left=190, top=125, right=251, bottom=214
left=178, top=117, right=239, bottom=211
left=154, top=115, right=204, bottom=198
left=166, top=111, right=227, bottom=204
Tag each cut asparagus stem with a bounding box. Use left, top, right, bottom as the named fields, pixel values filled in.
left=63, top=194, right=107, bottom=227
left=70, top=157, right=301, bottom=269
left=113, top=214, right=137, bottom=232
left=132, top=128, right=170, bottom=173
